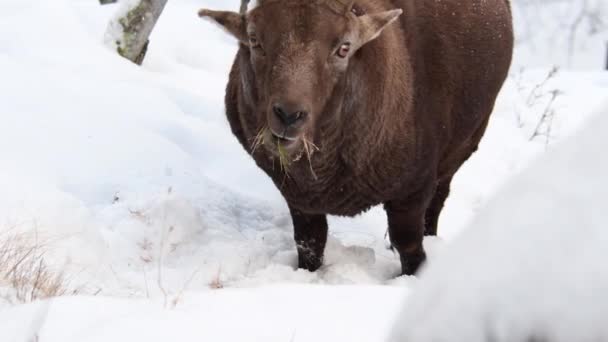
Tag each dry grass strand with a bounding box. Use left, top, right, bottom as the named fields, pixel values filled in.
left=0, top=231, right=71, bottom=303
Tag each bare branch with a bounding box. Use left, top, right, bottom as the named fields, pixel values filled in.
left=526, top=66, right=559, bottom=107
left=529, top=89, right=563, bottom=146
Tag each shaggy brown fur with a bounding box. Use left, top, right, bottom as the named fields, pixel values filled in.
left=199, top=0, right=513, bottom=275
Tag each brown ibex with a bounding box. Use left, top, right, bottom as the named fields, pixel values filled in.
left=198, top=0, right=513, bottom=275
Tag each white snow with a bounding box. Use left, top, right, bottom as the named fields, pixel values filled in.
left=0, top=0, right=606, bottom=340
left=1, top=285, right=407, bottom=342
left=390, top=100, right=608, bottom=342
left=512, top=0, right=608, bottom=69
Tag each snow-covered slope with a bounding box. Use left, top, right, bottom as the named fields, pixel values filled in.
left=0, top=0, right=607, bottom=340
left=390, top=101, right=608, bottom=342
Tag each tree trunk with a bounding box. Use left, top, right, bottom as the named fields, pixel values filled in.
left=240, top=0, right=250, bottom=14
left=605, top=42, right=608, bottom=70
left=109, top=0, right=168, bottom=65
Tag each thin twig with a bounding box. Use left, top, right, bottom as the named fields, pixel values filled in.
left=529, top=89, right=562, bottom=146
left=526, top=66, right=559, bottom=107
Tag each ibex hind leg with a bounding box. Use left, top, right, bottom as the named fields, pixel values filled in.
left=385, top=181, right=435, bottom=275
left=424, top=175, right=453, bottom=236
left=425, top=113, right=491, bottom=236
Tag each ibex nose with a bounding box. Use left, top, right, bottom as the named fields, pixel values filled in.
left=272, top=103, right=307, bottom=127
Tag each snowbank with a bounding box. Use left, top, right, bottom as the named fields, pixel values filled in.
left=390, top=102, right=608, bottom=341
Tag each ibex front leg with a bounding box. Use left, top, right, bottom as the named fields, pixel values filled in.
left=289, top=206, right=328, bottom=272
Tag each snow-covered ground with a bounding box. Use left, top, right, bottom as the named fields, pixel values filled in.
left=0, top=0, right=606, bottom=341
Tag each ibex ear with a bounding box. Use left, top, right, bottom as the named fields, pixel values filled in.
left=344, top=1, right=356, bottom=15
left=198, top=9, right=248, bottom=43
left=354, top=9, right=402, bottom=48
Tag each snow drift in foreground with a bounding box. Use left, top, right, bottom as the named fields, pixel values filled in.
left=0, top=285, right=406, bottom=342
left=390, top=103, right=608, bottom=342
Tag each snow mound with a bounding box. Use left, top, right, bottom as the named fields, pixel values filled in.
left=390, top=102, right=608, bottom=342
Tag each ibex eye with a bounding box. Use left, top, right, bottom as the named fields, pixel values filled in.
left=249, top=36, right=259, bottom=46
left=336, top=43, right=351, bottom=58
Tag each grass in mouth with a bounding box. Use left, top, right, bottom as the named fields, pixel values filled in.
left=301, top=137, right=319, bottom=180
left=276, top=138, right=291, bottom=173
left=250, top=127, right=320, bottom=178
left=250, top=126, right=268, bottom=154
left=250, top=126, right=291, bottom=174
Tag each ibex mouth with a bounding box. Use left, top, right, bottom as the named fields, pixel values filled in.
left=270, top=129, right=299, bottom=143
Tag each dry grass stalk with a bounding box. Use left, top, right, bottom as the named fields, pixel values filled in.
left=302, top=136, right=320, bottom=180
left=0, top=230, right=71, bottom=303
left=276, top=141, right=291, bottom=174
left=250, top=126, right=268, bottom=154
